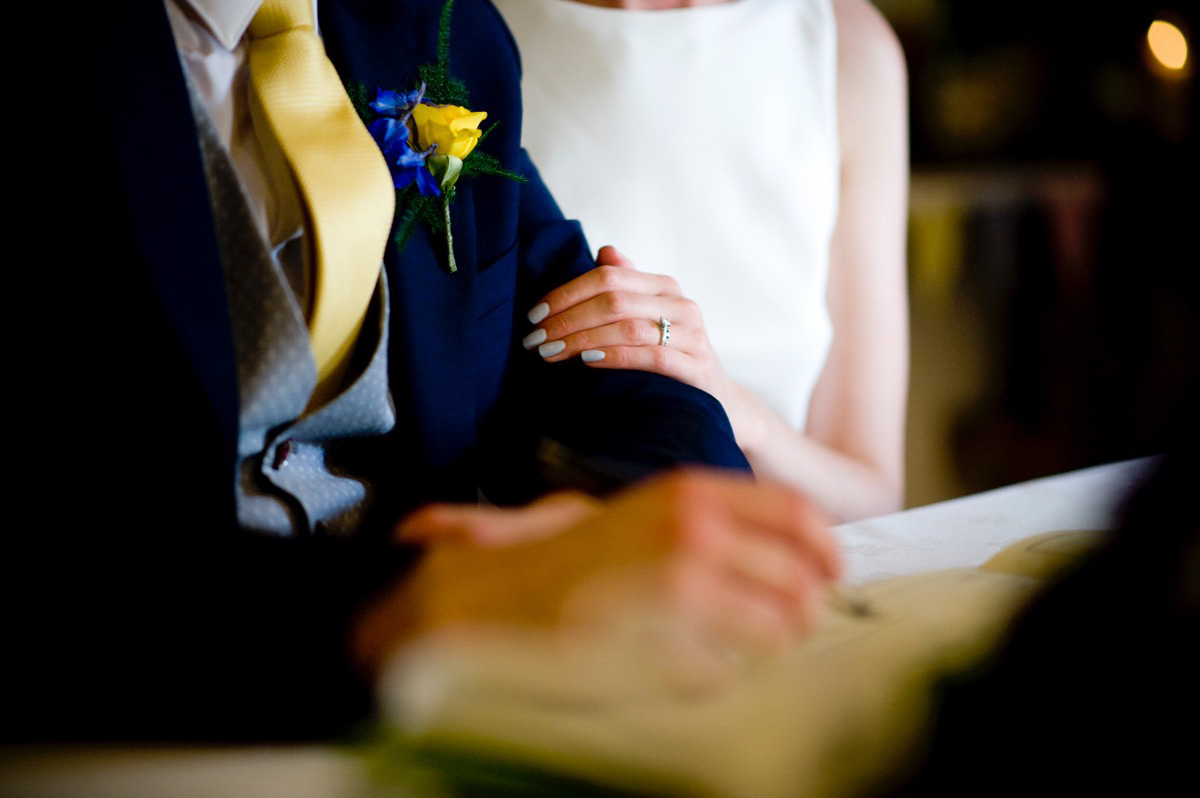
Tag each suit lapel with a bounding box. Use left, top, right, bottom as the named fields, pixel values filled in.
left=96, top=0, right=240, bottom=458
left=321, top=0, right=480, bottom=488
left=384, top=217, right=478, bottom=486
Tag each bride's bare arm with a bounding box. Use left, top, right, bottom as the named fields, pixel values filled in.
left=743, top=0, right=909, bottom=520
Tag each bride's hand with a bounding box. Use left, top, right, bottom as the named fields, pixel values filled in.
left=523, top=246, right=732, bottom=401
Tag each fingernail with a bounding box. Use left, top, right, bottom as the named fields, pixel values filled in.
left=538, top=340, right=565, bottom=358
left=581, top=350, right=605, bottom=363
left=522, top=328, right=547, bottom=349
left=527, top=303, right=550, bottom=324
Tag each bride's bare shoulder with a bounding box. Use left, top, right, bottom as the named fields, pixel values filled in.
left=832, top=0, right=907, bottom=153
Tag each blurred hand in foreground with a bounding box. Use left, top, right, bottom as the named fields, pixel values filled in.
left=353, top=470, right=841, bottom=692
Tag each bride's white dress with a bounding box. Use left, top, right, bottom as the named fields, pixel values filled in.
left=495, top=0, right=840, bottom=429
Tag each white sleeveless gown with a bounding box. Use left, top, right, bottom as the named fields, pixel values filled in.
left=496, top=0, right=839, bottom=429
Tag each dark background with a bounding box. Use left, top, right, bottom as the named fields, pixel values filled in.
left=877, top=0, right=1197, bottom=503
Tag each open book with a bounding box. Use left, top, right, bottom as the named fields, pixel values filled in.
left=374, top=529, right=1107, bottom=798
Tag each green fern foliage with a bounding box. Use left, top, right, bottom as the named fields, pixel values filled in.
left=419, top=0, right=469, bottom=106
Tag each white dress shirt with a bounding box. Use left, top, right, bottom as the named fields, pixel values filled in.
left=165, top=0, right=306, bottom=256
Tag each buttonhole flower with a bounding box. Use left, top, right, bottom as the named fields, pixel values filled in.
left=353, top=0, right=524, bottom=273
left=411, top=103, right=487, bottom=163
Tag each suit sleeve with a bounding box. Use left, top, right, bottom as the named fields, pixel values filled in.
left=477, top=151, right=752, bottom=505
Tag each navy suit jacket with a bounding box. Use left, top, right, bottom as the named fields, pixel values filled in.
left=6, top=0, right=746, bottom=742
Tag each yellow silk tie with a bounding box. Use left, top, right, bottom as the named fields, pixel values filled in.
left=246, top=0, right=395, bottom=404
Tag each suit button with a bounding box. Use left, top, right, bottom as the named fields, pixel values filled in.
left=272, top=440, right=293, bottom=469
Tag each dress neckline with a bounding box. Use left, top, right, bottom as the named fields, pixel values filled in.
left=536, top=0, right=764, bottom=20
left=554, top=0, right=747, bottom=11
left=519, top=0, right=783, bottom=41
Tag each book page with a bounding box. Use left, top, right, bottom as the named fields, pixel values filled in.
left=978, top=528, right=1106, bottom=580
left=378, top=530, right=1110, bottom=798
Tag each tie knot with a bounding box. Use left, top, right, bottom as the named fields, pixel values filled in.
left=248, top=0, right=315, bottom=39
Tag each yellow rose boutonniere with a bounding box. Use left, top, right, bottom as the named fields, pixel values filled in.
left=355, top=0, right=524, bottom=273
left=412, top=103, right=487, bottom=161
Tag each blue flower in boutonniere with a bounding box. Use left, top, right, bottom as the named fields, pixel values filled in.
left=368, top=85, right=441, bottom=198
left=350, top=0, right=524, bottom=274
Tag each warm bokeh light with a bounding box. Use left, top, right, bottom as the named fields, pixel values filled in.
left=1147, top=19, right=1188, bottom=71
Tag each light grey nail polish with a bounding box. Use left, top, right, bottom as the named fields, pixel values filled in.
left=538, top=340, right=566, bottom=358
left=581, top=350, right=606, bottom=363
left=527, top=302, right=550, bottom=324
left=522, top=328, right=547, bottom=349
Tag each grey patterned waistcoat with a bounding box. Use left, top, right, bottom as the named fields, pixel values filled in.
left=192, top=95, right=397, bottom=537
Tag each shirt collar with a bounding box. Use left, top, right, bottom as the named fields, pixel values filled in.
left=172, top=0, right=261, bottom=50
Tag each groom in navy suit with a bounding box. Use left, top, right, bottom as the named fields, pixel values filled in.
left=5, top=0, right=839, bottom=743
